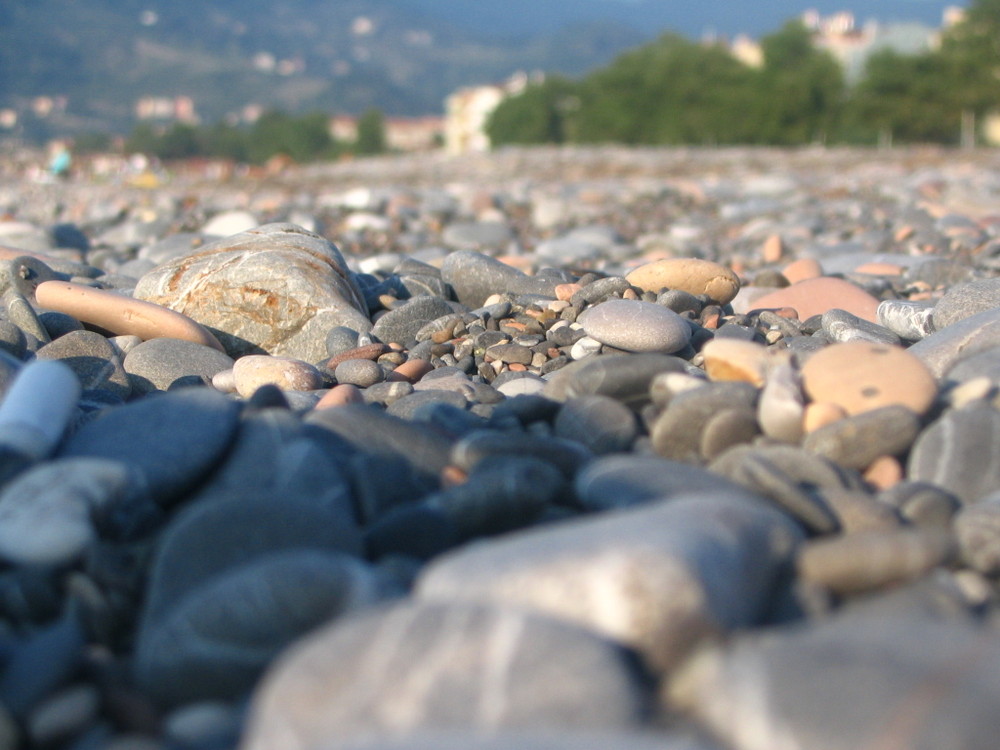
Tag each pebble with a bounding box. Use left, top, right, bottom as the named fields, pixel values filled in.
left=578, top=299, right=691, bottom=354
left=122, top=337, right=235, bottom=394
left=932, top=277, right=1000, bottom=330
left=35, top=329, right=132, bottom=400
left=750, top=276, right=880, bottom=322
left=625, top=258, right=740, bottom=305
left=232, top=354, right=324, bottom=397
left=802, top=405, right=922, bottom=471
left=800, top=341, right=937, bottom=416
left=0, top=359, right=80, bottom=460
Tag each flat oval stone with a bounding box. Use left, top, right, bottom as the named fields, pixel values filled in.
left=932, top=277, right=1000, bottom=330
left=0, top=458, right=132, bottom=566
left=135, top=550, right=383, bottom=706
left=35, top=330, right=131, bottom=400
left=333, top=358, right=385, bottom=388
left=908, top=307, right=1000, bottom=379
left=543, top=353, right=688, bottom=406
left=58, top=387, right=242, bottom=505
left=553, top=395, right=638, bottom=455
left=232, top=355, right=324, bottom=397
left=803, top=405, right=922, bottom=471
left=908, top=404, right=1000, bottom=504
left=750, top=277, right=880, bottom=323
left=34, top=280, right=225, bottom=352
left=441, top=250, right=556, bottom=308
left=242, top=601, right=650, bottom=750
left=578, top=299, right=691, bottom=354
left=123, top=338, right=235, bottom=394
left=371, top=296, right=456, bottom=349
left=625, top=258, right=740, bottom=305
left=700, top=338, right=772, bottom=386
left=801, top=342, right=937, bottom=417
left=0, top=359, right=80, bottom=460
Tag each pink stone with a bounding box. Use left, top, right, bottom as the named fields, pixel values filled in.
left=780, top=258, right=823, bottom=284
left=315, top=384, right=364, bottom=409
left=750, top=277, right=880, bottom=323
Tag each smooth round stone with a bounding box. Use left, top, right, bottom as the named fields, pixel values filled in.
left=699, top=408, right=761, bottom=461
left=37, top=310, right=84, bottom=340
left=554, top=395, right=638, bottom=455
left=574, top=454, right=755, bottom=511
left=35, top=330, right=131, bottom=400
left=441, top=250, right=557, bottom=308
left=495, top=375, right=546, bottom=397
left=371, top=296, right=455, bottom=348
left=625, top=258, right=740, bottom=305
left=544, top=353, right=688, bottom=406
left=386, top=389, right=468, bottom=419
left=451, top=430, right=591, bottom=478
left=803, top=405, right=922, bottom=471
left=26, top=684, right=99, bottom=746
left=201, top=210, right=259, bottom=237
left=570, top=335, right=603, bottom=360
left=908, top=404, right=1000, bottom=504
left=242, top=601, right=649, bottom=750
left=750, top=277, right=880, bottom=323
left=334, top=358, right=385, bottom=388
left=672, top=613, right=1000, bottom=750
left=325, top=326, right=361, bottom=357
left=123, top=337, right=235, bottom=394
left=578, top=299, right=691, bottom=354
left=651, top=382, right=758, bottom=464
left=58, top=387, right=242, bottom=505
left=954, top=496, right=1000, bottom=574
left=0, top=458, right=132, bottom=566
left=0, top=359, right=80, bottom=460
left=34, top=280, right=225, bottom=352
left=908, top=307, right=1000, bottom=378
left=135, top=549, right=383, bottom=706
left=932, top=277, right=1000, bottom=330
left=801, top=342, right=937, bottom=417
left=233, top=355, right=324, bottom=397
left=796, top=529, right=954, bottom=595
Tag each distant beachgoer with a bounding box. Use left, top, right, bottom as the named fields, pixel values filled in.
left=48, top=143, right=72, bottom=179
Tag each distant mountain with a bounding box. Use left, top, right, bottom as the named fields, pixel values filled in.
left=0, top=0, right=963, bottom=141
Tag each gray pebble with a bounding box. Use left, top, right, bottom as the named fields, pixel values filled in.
left=554, top=395, right=638, bottom=455
left=334, top=358, right=385, bottom=388
left=803, top=405, right=921, bottom=470
left=122, top=337, right=235, bottom=394
left=579, top=299, right=692, bottom=354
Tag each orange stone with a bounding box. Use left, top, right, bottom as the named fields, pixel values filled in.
left=801, top=342, right=938, bottom=417
left=751, top=277, right=880, bottom=323
left=762, top=234, right=785, bottom=264
left=701, top=338, right=771, bottom=387
left=387, top=358, right=434, bottom=383
left=314, top=384, right=364, bottom=409
left=555, top=283, right=582, bottom=301
left=780, top=258, right=823, bottom=284
left=803, top=401, right=848, bottom=433
left=863, top=455, right=904, bottom=491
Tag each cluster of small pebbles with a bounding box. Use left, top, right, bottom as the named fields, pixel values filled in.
left=2, top=146, right=1000, bottom=749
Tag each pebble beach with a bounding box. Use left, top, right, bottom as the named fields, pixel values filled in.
left=1, top=144, right=1000, bottom=749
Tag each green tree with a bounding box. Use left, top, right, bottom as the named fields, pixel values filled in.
left=487, top=77, right=579, bottom=146
left=124, top=122, right=161, bottom=155
left=158, top=123, right=202, bottom=160
left=754, top=20, right=845, bottom=144
left=247, top=110, right=333, bottom=163
left=355, top=108, right=387, bottom=155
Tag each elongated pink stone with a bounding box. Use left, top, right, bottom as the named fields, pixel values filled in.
left=35, top=280, right=225, bottom=352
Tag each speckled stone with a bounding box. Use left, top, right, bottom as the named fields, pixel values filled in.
left=578, top=299, right=691, bottom=354
left=801, top=342, right=937, bottom=417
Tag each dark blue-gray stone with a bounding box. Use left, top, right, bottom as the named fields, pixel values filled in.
left=135, top=549, right=383, bottom=705
left=932, top=277, right=1000, bottom=330
left=57, top=387, right=242, bottom=505
left=123, top=337, right=235, bottom=394
left=803, top=405, right=922, bottom=470
left=371, top=296, right=456, bottom=348
left=543, top=353, right=688, bottom=407
left=554, top=395, right=638, bottom=455
left=908, top=404, right=1000, bottom=505
left=441, top=251, right=557, bottom=308
left=35, top=330, right=131, bottom=400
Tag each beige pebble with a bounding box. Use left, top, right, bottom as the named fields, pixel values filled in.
left=801, top=342, right=937, bottom=416
left=555, top=283, right=581, bottom=301
left=700, top=338, right=770, bottom=387
left=761, top=234, right=785, bottom=264
left=863, top=455, right=905, bottom=490
left=853, top=262, right=903, bottom=276
left=751, top=277, right=880, bottom=323
left=314, top=384, right=364, bottom=409
left=35, top=280, right=225, bottom=352
left=625, top=258, right=740, bottom=305
left=803, top=401, right=848, bottom=433
left=780, top=257, right=823, bottom=284
left=232, top=355, right=324, bottom=397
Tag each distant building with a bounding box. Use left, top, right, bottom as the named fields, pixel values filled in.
left=135, top=95, right=199, bottom=124
left=730, top=34, right=763, bottom=68
left=444, top=71, right=539, bottom=155
left=328, top=114, right=445, bottom=152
